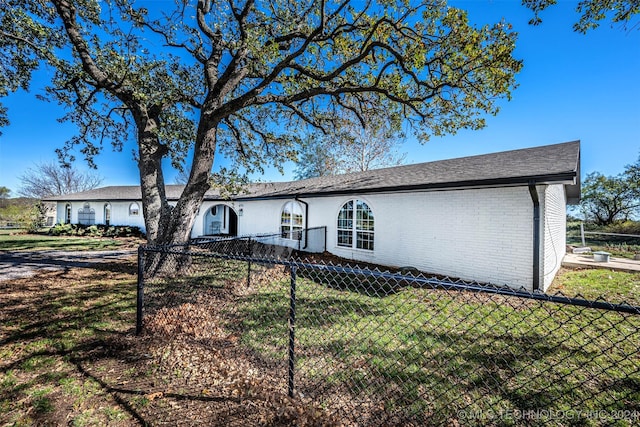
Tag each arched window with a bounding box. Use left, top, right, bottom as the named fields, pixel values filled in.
left=337, top=199, right=374, bottom=250
left=281, top=201, right=304, bottom=240
left=104, top=203, right=111, bottom=226
left=129, top=202, right=140, bottom=216
left=78, top=202, right=95, bottom=225
left=65, top=204, right=72, bottom=224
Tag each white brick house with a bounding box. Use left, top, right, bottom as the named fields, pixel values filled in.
left=47, top=141, right=581, bottom=291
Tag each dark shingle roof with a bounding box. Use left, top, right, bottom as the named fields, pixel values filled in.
left=46, top=141, right=580, bottom=203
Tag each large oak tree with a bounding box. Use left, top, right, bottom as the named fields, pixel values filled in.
left=1, top=0, right=522, bottom=245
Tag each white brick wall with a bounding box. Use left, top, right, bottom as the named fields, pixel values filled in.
left=356, top=187, right=534, bottom=289
left=541, top=184, right=567, bottom=291
left=216, top=186, right=537, bottom=290
left=55, top=201, right=146, bottom=230
left=59, top=182, right=569, bottom=291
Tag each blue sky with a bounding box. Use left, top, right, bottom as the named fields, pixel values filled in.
left=0, top=0, right=638, bottom=194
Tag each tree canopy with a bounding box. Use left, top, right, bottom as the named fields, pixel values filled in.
left=0, top=186, right=10, bottom=199
left=0, top=1, right=64, bottom=134
left=294, top=136, right=340, bottom=180
left=580, top=156, right=640, bottom=225
left=523, top=0, right=640, bottom=32
left=337, top=118, right=407, bottom=173
left=1, top=0, right=522, bottom=245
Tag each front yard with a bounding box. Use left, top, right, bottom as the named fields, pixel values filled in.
left=1, top=234, right=639, bottom=425
left=1, top=262, right=637, bottom=425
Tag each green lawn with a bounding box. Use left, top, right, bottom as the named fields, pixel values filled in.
left=0, top=229, right=136, bottom=251
left=236, top=270, right=639, bottom=425
left=550, top=268, right=640, bottom=305
left=145, top=257, right=640, bottom=426
left=0, top=261, right=139, bottom=426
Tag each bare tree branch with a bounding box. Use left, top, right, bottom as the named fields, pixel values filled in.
left=18, top=161, right=103, bottom=199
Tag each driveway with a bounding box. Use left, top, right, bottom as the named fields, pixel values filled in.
left=0, top=249, right=137, bottom=281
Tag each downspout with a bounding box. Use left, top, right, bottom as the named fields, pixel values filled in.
left=528, top=181, right=541, bottom=292
left=295, top=197, right=309, bottom=250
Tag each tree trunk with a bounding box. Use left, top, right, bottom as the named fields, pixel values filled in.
left=156, top=117, right=219, bottom=245
left=137, top=104, right=219, bottom=278
left=137, top=131, right=171, bottom=245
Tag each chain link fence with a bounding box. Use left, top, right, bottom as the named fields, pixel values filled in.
left=189, top=226, right=328, bottom=256
left=136, top=240, right=640, bottom=426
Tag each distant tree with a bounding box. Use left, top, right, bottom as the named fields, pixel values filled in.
left=0, top=186, right=10, bottom=209
left=18, top=161, right=103, bottom=199
left=294, top=109, right=406, bottom=178
left=624, top=153, right=640, bottom=186
left=337, top=118, right=406, bottom=173
left=523, top=0, right=640, bottom=32
left=174, top=169, right=190, bottom=185
left=580, top=172, right=640, bottom=225
left=293, top=137, right=340, bottom=180
left=23, top=201, right=47, bottom=232
left=0, top=195, right=46, bottom=230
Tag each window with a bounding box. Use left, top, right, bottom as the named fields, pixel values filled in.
left=129, top=202, right=140, bottom=216
left=281, top=201, right=304, bottom=240
left=337, top=199, right=374, bottom=250
left=104, top=203, right=111, bottom=226
left=211, top=206, right=218, bottom=216
left=78, top=202, right=95, bottom=225
left=65, top=204, right=71, bottom=224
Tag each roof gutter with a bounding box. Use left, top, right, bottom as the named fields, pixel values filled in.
left=294, top=197, right=309, bottom=250
left=528, top=181, right=541, bottom=292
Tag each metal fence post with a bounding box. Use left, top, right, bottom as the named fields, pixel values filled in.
left=136, top=246, right=144, bottom=335
left=247, top=237, right=252, bottom=287
left=323, top=226, right=327, bottom=252
left=288, top=265, right=297, bottom=398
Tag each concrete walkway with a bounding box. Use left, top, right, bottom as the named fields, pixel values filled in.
left=562, top=252, right=640, bottom=273
left=0, top=249, right=136, bottom=281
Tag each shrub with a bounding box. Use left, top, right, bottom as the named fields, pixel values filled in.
left=48, top=223, right=75, bottom=236
left=603, top=220, right=640, bottom=236
left=48, top=223, right=145, bottom=238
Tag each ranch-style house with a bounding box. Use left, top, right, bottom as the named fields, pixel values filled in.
left=47, top=141, right=581, bottom=292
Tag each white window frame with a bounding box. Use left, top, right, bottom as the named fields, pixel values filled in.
left=280, top=201, right=304, bottom=240
left=64, top=204, right=72, bottom=224
left=129, top=202, right=140, bottom=216
left=337, top=199, right=374, bottom=251
left=104, top=203, right=111, bottom=226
